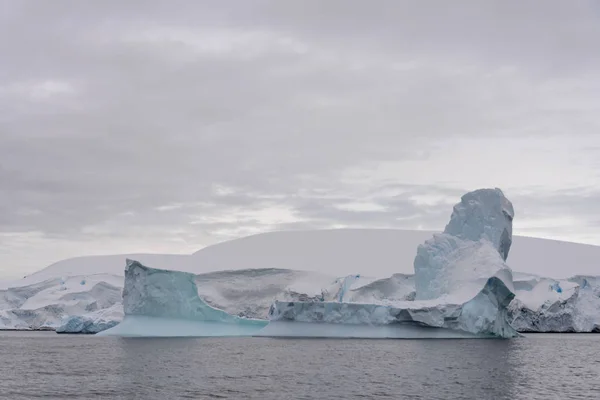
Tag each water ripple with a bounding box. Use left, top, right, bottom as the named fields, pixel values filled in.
left=0, top=331, right=599, bottom=399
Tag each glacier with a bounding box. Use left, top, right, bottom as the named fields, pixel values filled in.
left=0, top=274, right=122, bottom=332
left=508, top=274, right=600, bottom=333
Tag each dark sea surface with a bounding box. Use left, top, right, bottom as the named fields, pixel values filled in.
left=0, top=331, right=599, bottom=399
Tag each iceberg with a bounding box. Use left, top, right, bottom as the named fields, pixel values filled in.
left=263, top=188, right=519, bottom=338
left=99, top=260, right=268, bottom=337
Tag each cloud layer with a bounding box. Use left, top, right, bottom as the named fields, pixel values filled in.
left=2, top=1, right=600, bottom=276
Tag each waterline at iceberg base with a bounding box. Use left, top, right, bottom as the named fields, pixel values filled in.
left=98, top=315, right=267, bottom=337
left=256, top=321, right=482, bottom=339
left=101, top=188, right=522, bottom=339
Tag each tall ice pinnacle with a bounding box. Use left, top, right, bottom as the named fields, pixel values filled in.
left=414, top=188, right=516, bottom=303
left=443, top=188, right=514, bottom=261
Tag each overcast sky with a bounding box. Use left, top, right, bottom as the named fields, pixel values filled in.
left=1, top=1, right=600, bottom=277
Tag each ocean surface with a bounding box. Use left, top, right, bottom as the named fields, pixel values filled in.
left=0, top=332, right=598, bottom=399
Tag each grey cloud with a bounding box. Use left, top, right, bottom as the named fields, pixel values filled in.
left=512, top=189, right=600, bottom=221
left=1, top=1, right=600, bottom=274
left=245, top=0, right=600, bottom=74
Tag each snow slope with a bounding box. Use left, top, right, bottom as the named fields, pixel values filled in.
left=194, top=268, right=345, bottom=318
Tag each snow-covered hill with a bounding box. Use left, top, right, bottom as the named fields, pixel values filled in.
left=1, top=228, right=599, bottom=332
left=17, top=229, right=600, bottom=284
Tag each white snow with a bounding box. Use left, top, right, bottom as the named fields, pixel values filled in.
left=193, top=268, right=339, bottom=319
left=344, top=274, right=416, bottom=304
left=19, top=274, right=122, bottom=310
left=414, top=237, right=515, bottom=303
left=514, top=278, right=578, bottom=312
left=3, top=254, right=191, bottom=289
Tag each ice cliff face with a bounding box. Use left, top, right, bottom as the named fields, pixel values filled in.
left=100, top=260, right=268, bottom=336
left=121, top=259, right=266, bottom=325
left=56, top=304, right=122, bottom=334
left=267, top=188, right=520, bottom=338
